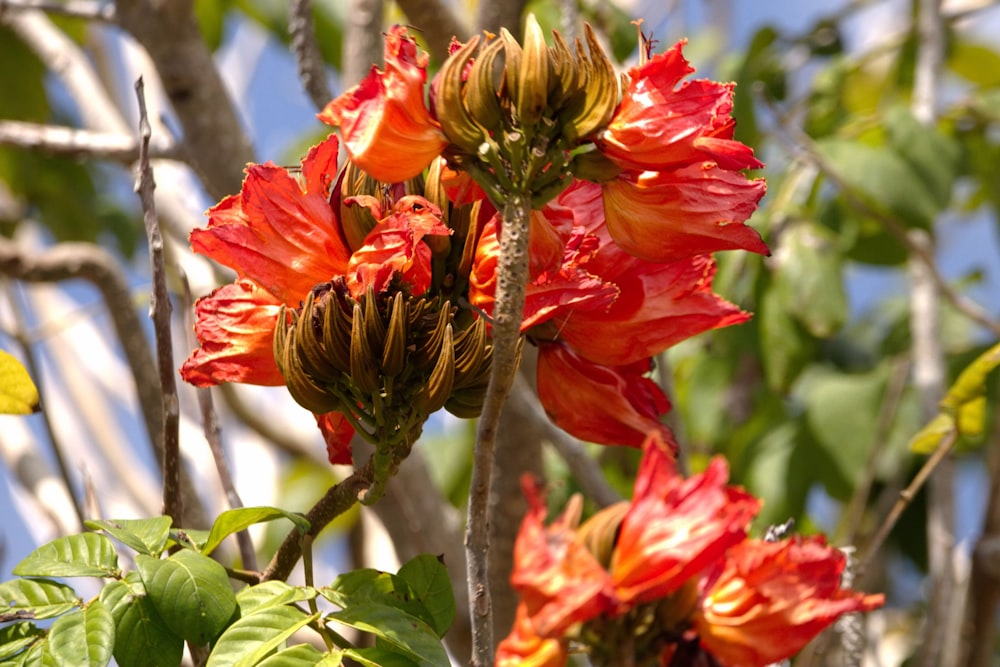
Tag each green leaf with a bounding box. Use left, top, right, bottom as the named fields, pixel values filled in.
left=0, top=579, right=81, bottom=619
left=884, top=106, right=960, bottom=209
left=321, top=571, right=437, bottom=632
left=194, top=0, right=232, bottom=50
left=1, top=640, right=42, bottom=667
left=169, top=528, right=210, bottom=551
left=817, top=137, right=941, bottom=230
left=774, top=222, right=848, bottom=338
left=941, top=342, right=1000, bottom=411
left=136, top=551, right=237, bottom=645
left=202, top=507, right=310, bottom=556
left=206, top=605, right=312, bottom=667
left=85, top=517, right=173, bottom=556
left=396, top=555, right=455, bottom=638
left=235, top=581, right=317, bottom=616
left=100, top=579, right=183, bottom=667
left=741, top=421, right=813, bottom=529
left=909, top=412, right=956, bottom=454
left=0, top=622, right=43, bottom=661
left=758, top=285, right=815, bottom=390
left=255, top=644, right=333, bottom=667
left=0, top=350, right=39, bottom=415
left=13, top=534, right=119, bottom=579
left=342, top=647, right=419, bottom=667
left=948, top=40, right=1000, bottom=86
left=39, top=601, right=114, bottom=667
left=0, top=27, right=48, bottom=122
left=327, top=603, right=447, bottom=666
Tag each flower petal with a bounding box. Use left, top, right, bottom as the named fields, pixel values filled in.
left=695, top=537, right=885, bottom=666
left=601, top=164, right=767, bottom=263
left=536, top=343, right=672, bottom=447
left=192, top=136, right=351, bottom=305
left=316, top=412, right=355, bottom=466
left=180, top=279, right=286, bottom=387
left=558, top=254, right=750, bottom=366
left=510, top=475, right=617, bottom=637
left=611, top=447, right=761, bottom=606
left=597, top=41, right=761, bottom=172
left=496, top=604, right=569, bottom=667
left=320, top=25, right=447, bottom=182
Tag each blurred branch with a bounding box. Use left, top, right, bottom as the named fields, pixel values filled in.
left=115, top=0, right=254, bottom=200
left=475, top=0, right=527, bottom=38
left=289, top=0, right=332, bottom=111
left=0, top=0, right=114, bottom=22
left=341, top=0, right=383, bottom=90
left=181, top=273, right=256, bottom=571
left=1, top=285, right=86, bottom=529
left=0, top=120, right=178, bottom=162
left=395, top=0, right=470, bottom=63
left=0, top=237, right=165, bottom=462
left=135, top=78, right=182, bottom=527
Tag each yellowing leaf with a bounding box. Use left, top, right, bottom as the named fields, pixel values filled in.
left=0, top=349, right=40, bottom=415
left=956, top=395, right=986, bottom=438
left=941, top=342, right=1000, bottom=412
left=909, top=412, right=955, bottom=454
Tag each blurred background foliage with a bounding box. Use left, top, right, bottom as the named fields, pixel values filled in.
left=2, top=0, right=1000, bottom=664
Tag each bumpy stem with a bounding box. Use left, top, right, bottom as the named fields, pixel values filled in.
left=466, top=194, right=530, bottom=666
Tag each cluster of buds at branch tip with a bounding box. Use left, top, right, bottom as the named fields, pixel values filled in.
left=435, top=14, right=620, bottom=205
left=273, top=279, right=495, bottom=445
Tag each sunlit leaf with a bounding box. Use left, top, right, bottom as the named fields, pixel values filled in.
left=100, top=579, right=183, bottom=667
left=256, top=643, right=335, bottom=667
left=206, top=605, right=311, bottom=667
left=235, top=581, right=317, bottom=616
left=321, top=570, right=437, bottom=632
left=202, top=506, right=310, bottom=556
left=397, top=555, right=455, bottom=638
left=136, top=551, right=237, bottom=645
left=327, top=603, right=447, bottom=666
left=908, top=412, right=955, bottom=454
left=13, top=534, right=119, bottom=579
left=0, top=579, right=81, bottom=620
left=85, top=517, right=173, bottom=556
left=0, top=622, right=43, bottom=661
left=0, top=350, right=40, bottom=415
left=343, top=647, right=420, bottom=667
left=885, top=106, right=960, bottom=209
left=39, top=601, right=113, bottom=667
left=774, top=222, right=848, bottom=338
left=948, top=40, right=1000, bottom=86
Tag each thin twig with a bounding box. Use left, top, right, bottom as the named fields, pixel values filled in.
left=1, top=284, right=86, bottom=528
left=134, top=77, right=181, bottom=527
left=0, top=120, right=177, bottom=162
left=466, top=194, right=531, bottom=667
left=180, top=272, right=256, bottom=571
left=261, top=457, right=375, bottom=582
left=858, top=427, right=959, bottom=578
left=289, top=0, right=332, bottom=110
left=0, top=0, right=114, bottom=21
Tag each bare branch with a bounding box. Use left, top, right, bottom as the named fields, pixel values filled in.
left=341, top=0, right=383, bottom=89
left=289, top=0, right=333, bottom=110
left=0, top=120, right=178, bottom=162
left=0, top=0, right=114, bottom=22
left=115, top=0, right=254, bottom=200
left=476, top=0, right=527, bottom=39
left=134, top=77, right=182, bottom=526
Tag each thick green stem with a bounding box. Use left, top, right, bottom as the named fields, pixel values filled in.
left=466, top=194, right=530, bottom=667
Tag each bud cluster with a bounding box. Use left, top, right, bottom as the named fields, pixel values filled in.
left=273, top=279, right=494, bottom=443
left=435, top=16, right=620, bottom=204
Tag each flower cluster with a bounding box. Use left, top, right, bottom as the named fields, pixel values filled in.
left=497, top=431, right=885, bottom=667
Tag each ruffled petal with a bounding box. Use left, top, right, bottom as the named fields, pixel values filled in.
left=597, top=41, right=762, bottom=172
left=320, top=25, right=447, bottom=182
left=695, top=537, right=885, bottom=666
left=180, top=279, right=286, bottom=387
left=558, top=254, right=750, bottom=366
left=496, top=603, right=569, bottom=667
left=510, top=476, right=617, bottom=637
left=601, top=164, right=767, bottom=263
left=611, top=448, right=761, bottom=606
left=191, top=136, right=351, bottom=305
left=536, top=343, right=672, bottom=447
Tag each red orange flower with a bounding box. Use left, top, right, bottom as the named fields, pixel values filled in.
left=180, top=135, right=449, bottom=464
left=499, top=431, right=885, bottom=666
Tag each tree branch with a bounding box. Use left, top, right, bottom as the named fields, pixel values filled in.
left=395, top=0, right=470, bottom=64
left=115, top=0, right=254, bottom=200
left=0, top=0, right=114, bottom=22
left=289, top=0, right=332, bottom=111
left=341, top=0, right=384, bottom=89
left=0, top=120, right=178, bottom=162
